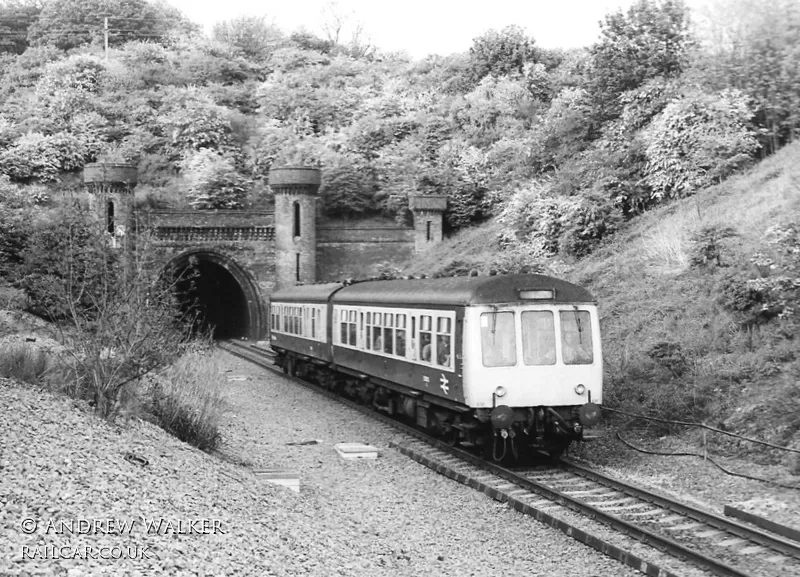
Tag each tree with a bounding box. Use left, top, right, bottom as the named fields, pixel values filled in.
left=319, top=1, right=373, bottom=58
left=318, top=155, right=377, bottom=217
left=691, top=0, right=800, bottom=155
left=181, top=149, right=250, bottom=210
left=156, top=86, right=233, bottom=155
left=0, top=0, right=43, bottom=54
left=212, top=15, right=284, bottom=62
left=468, top=25, right=535, bottom=84
left=27, top=0, right=197, bottom=51
left=16, top=204, right=196, bottom=417
left=589, top=0, right=693, bottom=123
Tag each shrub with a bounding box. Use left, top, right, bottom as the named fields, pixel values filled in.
left=646, top=341, right=688, bottom=377
left=498, top=184, right=620, bottom=258
left=689, top=225, right=738, bottom=268
left=644, top=89, right=760, bottom=200
left=181, top=149, right=251, bottom=210
left=716, top=274, right=763, bottom=313
left=0, top=132, right=86, bottom=182
left=0, top=343, right=51, bottom=385
left=497, top=181, right=579, bottom=256
left=557, top=193, right=623, bottom=257
left=146, top=351, right=226, bottom=452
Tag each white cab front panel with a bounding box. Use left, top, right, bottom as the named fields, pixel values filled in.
left=461, top=304, right=603, bottom=408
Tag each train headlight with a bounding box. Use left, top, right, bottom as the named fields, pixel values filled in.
left=494, top=386, right=507, bottom=398
left=574, top=384, right=586, bottom=396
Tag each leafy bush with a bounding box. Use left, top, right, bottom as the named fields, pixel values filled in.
left=498, top=183, right=620, bottom=258
left=467, top=25, right=534, bottom=84
left=0, top=132, right=86, bottom=182
left=689, top=225, right=737, bottom=268
left=557, top=193, right=623, bottom=257
left=588, top=0, right=693, bottom=123
left=491, top=245, right=546, bottom=275
left=716, top=275, right=764, bottom=313
left=644, top=89, right=760, bottom=200
left=0, top=176, right=35, bottom=277
left=748, top=224, right=800, bottom=321
left=15, top=206, right=110, bottom=319
left=146, top=351, right=225, bottom=452
left=157, top=87, right=233, bottom=154
left=646, top=341, right=688, bottom=377
left=318, top=158, right=377, bottom=217
left=181, top=149, right=250, bottom=210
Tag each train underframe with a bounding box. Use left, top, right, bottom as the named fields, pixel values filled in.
left=278, top=351, right=600, bottom=461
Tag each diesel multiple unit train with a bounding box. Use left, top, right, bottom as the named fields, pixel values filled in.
left=269, top=273, right=602, bottom=459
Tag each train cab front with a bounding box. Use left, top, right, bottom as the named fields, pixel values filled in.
left=463, top=301, right=604, bottom=460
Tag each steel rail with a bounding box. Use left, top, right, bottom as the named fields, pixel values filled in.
left=561, top=458, right=800, bottom=560
left=217, top=340, right=772, bottom=577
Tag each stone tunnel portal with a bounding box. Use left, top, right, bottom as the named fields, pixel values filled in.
left=170, top=252, right=262, bottom=341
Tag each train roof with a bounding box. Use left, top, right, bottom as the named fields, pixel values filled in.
left=270, top=282, right=344, bottom=303
left=270, top=274, right=595, bottom=306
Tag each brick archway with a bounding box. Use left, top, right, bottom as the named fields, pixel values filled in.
left=167, top=249, right=265, bottom=341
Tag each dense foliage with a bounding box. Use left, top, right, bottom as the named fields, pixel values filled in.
left=0, top=0, right=798, bottom=262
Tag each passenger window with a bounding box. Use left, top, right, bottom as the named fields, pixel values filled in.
left=435, top=317, right=452, bottom=367
left=521, top=311, right=555, bottom=365
left=383, top=313, right=394, bottom=354
left=420, top=315, right=432, bottom=363
left=396, top=314, right=406, bottom=358
left=560, top=310, right=593, bottom=365
left=348, top=311, right=357, bottom=346
left=480, top=312, right=517, bottom=367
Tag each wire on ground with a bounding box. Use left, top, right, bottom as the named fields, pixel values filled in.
left=604, top=406, right=800, bottom=454
left=615, top=432, right=799, bottom=491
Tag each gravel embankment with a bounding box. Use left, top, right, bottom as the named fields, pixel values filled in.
left=2, top=352, right=644, bottom=577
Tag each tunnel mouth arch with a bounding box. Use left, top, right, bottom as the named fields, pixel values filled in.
left=167, top=250, right=264, bottom=341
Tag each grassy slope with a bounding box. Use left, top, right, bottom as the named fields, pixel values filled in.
left=406, top=142, right=800, bottom=460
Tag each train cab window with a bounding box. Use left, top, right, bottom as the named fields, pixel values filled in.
left=435, top=317, right=452, bottom=367
left=560, top=310, right=593, bottom=365
left=395, top=314, right=407, bottom=358
left=420, top=315, right=433, bottom=362
left=310, top=308, right=316, bottom=339
left=383, top=313, right=394, bottom=354
left=480, top=311, right=517, bottom=367
left=521, top=311, right=556, bottom=365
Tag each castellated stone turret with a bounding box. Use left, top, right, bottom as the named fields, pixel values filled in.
left=83, top=162, right=137, bottom=249
left=409, top=195, right=447, bottom=253
left=269, top=167, right=321, bottom=288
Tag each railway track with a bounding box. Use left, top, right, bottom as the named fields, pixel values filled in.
left=219, top=339, right=800, bottom=577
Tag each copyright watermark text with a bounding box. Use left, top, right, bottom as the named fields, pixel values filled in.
left=20, top=517, right=226, bottom=535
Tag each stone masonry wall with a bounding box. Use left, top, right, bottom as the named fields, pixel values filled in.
left=316, top=222, right=414, bottom=281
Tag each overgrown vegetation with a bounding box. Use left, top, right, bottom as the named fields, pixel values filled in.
left=0, top=187, right=224, bottom=450
left=0, top=342, right=51, bottom=385
left=1, top=0, right=800, bottom=455
left=0, top=0, right=797, bottom=248
left=145, top=351, right=226, bottom=452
